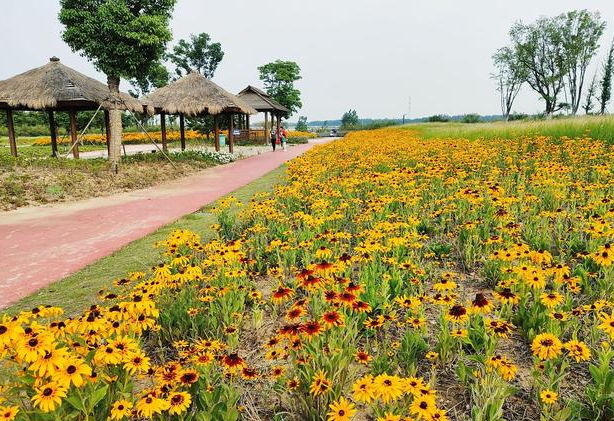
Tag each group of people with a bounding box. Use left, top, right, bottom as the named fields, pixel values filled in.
left=270, top=125, right=288, bottom=152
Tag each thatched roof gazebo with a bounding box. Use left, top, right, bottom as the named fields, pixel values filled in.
left=0, top=57, right=143, bottom=158
left=144, top=71, right=257, bottom=153
left=237, top=85, right=289, bottom=143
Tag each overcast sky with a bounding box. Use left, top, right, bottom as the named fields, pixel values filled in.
left=2, top=1, right=614, bottom=121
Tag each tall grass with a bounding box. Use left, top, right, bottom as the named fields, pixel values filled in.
left=408, top=115, right=614, bottom=143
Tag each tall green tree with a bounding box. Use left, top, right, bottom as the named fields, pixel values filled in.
left=583, top=72, right=599, bottom=114
left=559, top=10, right=606, bottom=115
left=509, top=17, right=567, bottom=118
left=167, top=33, right=224, bottom=79
left=491, top=46, right=526, bottom=121
left=128, top=62, right=170, bottom=98
left=59, top=0, right=176, bottom=166
left=599, top=40, right=614, bottom=114
left=258, top=60, right=302, bottom=116
left=341, top=109, right=359, bottom=129
left=295, top=116, right=309, bottom=132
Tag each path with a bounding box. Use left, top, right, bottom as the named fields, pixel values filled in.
left=0, top=138, right=334, bottom=310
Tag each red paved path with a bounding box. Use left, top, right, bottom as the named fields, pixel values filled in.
left=0, top=139, right=331, bottom=309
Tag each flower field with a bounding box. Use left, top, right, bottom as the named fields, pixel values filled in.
left=2, top=127, right=614, bottom=421
left=30, top=130, right=317, bottom=146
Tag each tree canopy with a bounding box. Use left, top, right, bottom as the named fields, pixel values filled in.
left=59, top=0, right=176, bottom=86
left=295, top=116, right=308, bottom=132
left=498, top=9, right=606, bottom=117
left=258, top=60, right=302, bottom=116
left=341, top=109, right=359, bottom=129
left=167, top=33, right=224, bottom=79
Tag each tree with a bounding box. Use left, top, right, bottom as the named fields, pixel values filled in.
left=509, top=17, right=567, bottom=118
left=295, top=116, right=308, bottom=132
left=462, top=114, right=481, bottom=124
left=258, top=60, right=302, bottom=116
left=559, top=10, right=606, bottom=115
left=583, top=72, right=598, bottom=114
left=59, top=0, right=176, bottom=167
left=599, top=40, right=614, bottom=114
left=128, top=62, right=170, bottom=98
left=167, top=33, right=224, bottom=79
left=492, top=46, right=526, bottom=120
left=341, top=109, right=359, bottom=129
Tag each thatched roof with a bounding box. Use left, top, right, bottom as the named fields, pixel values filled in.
left=0, top=57, right=144, bottom=113
left=143, top=72, right=257, bottom=116
left=237, top=85, right=290, bottom=114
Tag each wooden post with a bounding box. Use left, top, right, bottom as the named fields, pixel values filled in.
left=104, top=110, right=111, bottom=157
left=179, top=113, right=186, bottom=151
left=276, top=112, right=281, bottom=142
left=69, top=110, right=79, bottom=159
left=263, top=111, right=268, bottom=145
left=213, top=115, right=220, bottom=151
left=246, top=114, right=250, bottom=142
left=228, top=113, right=234, bottom=154
left=48, top=111, right=58, bottom=157
left=160, top=112, right=168, bottom=152
left=6, top=110, right=17, bottom=157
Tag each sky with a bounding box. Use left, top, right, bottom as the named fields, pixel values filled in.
left=2, top=0, right=614, bottom=121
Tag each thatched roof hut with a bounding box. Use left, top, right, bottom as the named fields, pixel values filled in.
left=237, top=85, right=289, bottom=115
left=0, top=57, right=143, bottom=113
left=143, top=71, right=257, bottom=116
left=236, top=85, right=289, bottom=145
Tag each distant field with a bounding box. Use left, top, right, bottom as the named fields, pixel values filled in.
left=409, top=115, right=614, bottom=143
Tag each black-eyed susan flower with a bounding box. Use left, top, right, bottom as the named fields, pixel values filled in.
left=309, top=370, right=331, bottom=396
left=31, top=382, right=67, bottom=413
left=564, top=340, right=591, bottom=362
left=167, top=391, right=191, bottom=415
left=136, top=393, right=169, bottom=418
left=352, top=375, right=376, bottom=403
left=531, top=333, right=563, bottom=360
left=0, top=406, right=18, bottom=421
left=110, top=400, right=133, bottom=420
left=540, top=389, right=558, bottom=405
left=327, top=396, right=356, bottom=421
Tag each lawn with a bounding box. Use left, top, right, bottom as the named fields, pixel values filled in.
left=409, top=114, right=614, bottom=143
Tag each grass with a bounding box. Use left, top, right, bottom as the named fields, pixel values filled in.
left=408, top=114, right=614, bottom=143
left=3, top=165, right=287, bottom=316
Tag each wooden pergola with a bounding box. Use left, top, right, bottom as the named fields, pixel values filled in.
left=0, top=57, right=143, bottom=158
left=237, top=86, right=290, bottom=143
left=143, top=72, right=257, bottom=154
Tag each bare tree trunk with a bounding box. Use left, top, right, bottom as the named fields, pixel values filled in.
left=107, top=75, right=123, bottom=170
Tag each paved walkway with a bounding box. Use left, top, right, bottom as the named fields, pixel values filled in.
left=0, top=138, right=333, bottom=309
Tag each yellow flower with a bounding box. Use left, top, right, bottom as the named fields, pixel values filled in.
left=597, top=311, right=614, bottom=338
left=540, top=389, right=558, bottom=405
left=564, top=340, right=591, bottom=362
left=352, top=376, right=376, bottom=403
left=373, top=373, right=404, bottom=403
left=136, top=394, right=169, bottom=418
left=31, top=382, right=67, bottom=413
left=110, top=400, right=133, bottom=420
left=168, top=391, right=192, bottom=415
left=309, top=370, right=331, bottom=397
left=327, top=397, right=357, bottom=421
left=0, top=406, right=19, bottom=421
left=531, top=333, right=563, bottom=360
left=410, top=395, right=437, bottom=419
left=56, top=356, right=92, bottom=388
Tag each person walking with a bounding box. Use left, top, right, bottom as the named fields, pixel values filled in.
left=270, top=127, right=278, bottom=151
